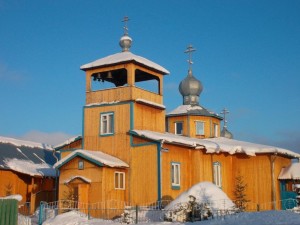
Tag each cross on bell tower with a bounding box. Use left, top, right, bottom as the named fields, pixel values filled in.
left=122, top=16, right=129, bottom=35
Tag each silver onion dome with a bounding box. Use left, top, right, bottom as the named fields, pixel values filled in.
left=179, top=69, right=203, bottom=105
left=221, top=127, right=234, bottom=139
left=119, top=35, right=132, bottom=52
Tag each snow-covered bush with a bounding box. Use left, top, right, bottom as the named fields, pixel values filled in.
left=120, top=206, right=135, bottom=224
left=164, top=182, right=237, bottom=222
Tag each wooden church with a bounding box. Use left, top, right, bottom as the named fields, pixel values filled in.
left=54, top=19, right=300, bottom=211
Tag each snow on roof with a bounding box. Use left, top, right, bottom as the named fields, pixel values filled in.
left=130, top=130, right=300, bottom=158
left=165, top=181, right=235, bottom=211
left=0, top=136, right=52, bottom=150
left=278, top=162, right=300, bottom=180
left=136, top=99, right=165, bottom=109
left=167, top=105, right=221, bottom=118
left=4, top=158, right=56, bottom=177
left=80, top=51, right=170, bottom=75
left=54, top=149, right=129, bottom=169
left=85, top=100, right=120, bottom=107
left=54, top=135, right=82, bottom=149
left=64, top=176, right=91, bottom=184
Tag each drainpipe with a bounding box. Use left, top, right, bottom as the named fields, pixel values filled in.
left=271, top=153, right=277, bottom=210
left=157, top=140, right=164, bottom=204
left=53, top=150, right=59, bottom=201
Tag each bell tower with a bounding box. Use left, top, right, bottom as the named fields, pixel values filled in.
left=80, top=17, right=169, bottom=161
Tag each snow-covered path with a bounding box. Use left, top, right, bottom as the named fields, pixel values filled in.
left=42, top=210, right=300, bottom=225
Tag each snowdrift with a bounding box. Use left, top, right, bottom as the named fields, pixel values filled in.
left=165, top=181, right=235, bottom=211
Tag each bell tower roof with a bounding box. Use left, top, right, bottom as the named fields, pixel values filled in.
left=80, top=16, right=169, bottom=75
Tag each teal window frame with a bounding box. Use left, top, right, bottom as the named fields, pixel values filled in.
left=100, top=112, right=114, bottom=136
left=213, top=161, right=222, bottom=188
left=171, top=162, right=181, bottom=190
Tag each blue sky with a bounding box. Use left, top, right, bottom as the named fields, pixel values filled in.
left=0, top=0, right=299, bottom=153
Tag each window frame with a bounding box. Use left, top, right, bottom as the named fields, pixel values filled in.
left=78, top=159, right=84, bottom=170
left=175, top=121, right=183, bottom=135
left=114, top=171, right=125, bottom=190
left=213, top=124, right=219, bottom=137
left=100, top=112, right=114, bottom=136
left=171, top=162, right=181, bottom=189
left=195, top=121, right=205, bottom=135
left=213, top=162, right=222, bottom=188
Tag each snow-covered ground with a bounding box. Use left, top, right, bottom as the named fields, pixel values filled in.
left=43, top=210, right=300, bottom=225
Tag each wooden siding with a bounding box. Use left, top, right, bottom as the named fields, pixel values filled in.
left=83, top=104, right=131, bottom=163
left=0, top=170, right=55, bottom=214
left=159, top=143, right=291, bottom=210
left=134, top=103, right=165, bottom=132
left=60, top=139, right=82, bottom=150
left=0, top=170, right=29, bottom=202
left=130, top=144, right=158, bottom=205
left=58, top=156, right=127, bottom=204
left=86, top=86, right=163, bottom=105
left=167, top=115, right=221, bottom=138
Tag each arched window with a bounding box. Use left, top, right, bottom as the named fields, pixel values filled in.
left=213, top=162, right=222, bottom=188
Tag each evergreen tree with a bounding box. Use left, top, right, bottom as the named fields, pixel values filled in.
left=233, top=172, right=249, bottom=212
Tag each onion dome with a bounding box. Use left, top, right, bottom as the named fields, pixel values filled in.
left=119, top=35, right=132, bottom=52
left=179, top=70, right=203, bottom=105
left=179, top=45, right=203, bottom=105
left=221, top=127, right=234, bottom=139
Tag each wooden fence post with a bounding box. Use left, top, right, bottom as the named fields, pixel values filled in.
left=135, top=205, right=138, bottom=224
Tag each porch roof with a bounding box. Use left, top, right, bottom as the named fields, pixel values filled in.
left=54, top=149, right=129, bottom=169
left=278, top=162, right=300, bottom=180
left=63, top=175, right=92, bottom=184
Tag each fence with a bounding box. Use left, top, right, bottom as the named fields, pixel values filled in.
left=38, top=198, right=299, bottom=225
left=0, top=198, right=18, bottom=225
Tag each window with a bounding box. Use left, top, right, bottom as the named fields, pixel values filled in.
left=100, top=112, right=114, bottom=135
left=78, top=159, right=84, bottom=170
left=196, top=121, right=205, bottom=135
left=175, top=122, right=183, bottom=135
left=213, top=124, right=219, bottom=137
left=115, top=172, right=125, bottom=190
left=171, top=162, right=180, bottom=189
left=213, top=162, right=222, bottom=188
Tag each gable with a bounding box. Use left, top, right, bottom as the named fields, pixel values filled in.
left=54, top=150, right=129, bottom=170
